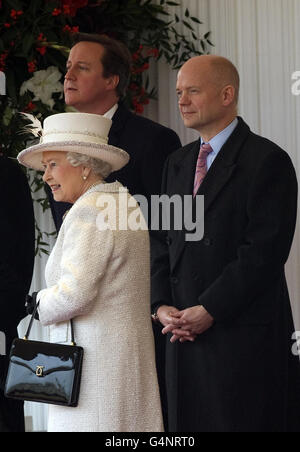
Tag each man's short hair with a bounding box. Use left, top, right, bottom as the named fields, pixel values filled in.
left=73, top=33, right=132, bottom=99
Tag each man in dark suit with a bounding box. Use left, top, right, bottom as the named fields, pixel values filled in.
left=50, top=33, right=181, bottom=230
left=0, top=157, right=35, bottom=432
left=48, top=33, right=181, bottom=428
left=151, top=55, right=300, bottom=432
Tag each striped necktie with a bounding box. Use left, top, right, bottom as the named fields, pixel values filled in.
left=193, top=143, right=213, bottom=197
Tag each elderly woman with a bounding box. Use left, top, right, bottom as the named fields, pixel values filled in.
left=17, top=112, right=163, bottom=432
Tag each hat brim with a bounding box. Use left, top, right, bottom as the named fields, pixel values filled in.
left=17, top=141, right=130, bottom=172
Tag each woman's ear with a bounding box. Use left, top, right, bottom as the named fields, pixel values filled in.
left=82, top=167, right=92, bottom=180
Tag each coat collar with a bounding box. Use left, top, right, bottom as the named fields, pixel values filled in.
left=169, top=117, right=250, bottom=270
left=172, top=117, right=250, bottom=213
left=108, top=103, right=131, bottom=146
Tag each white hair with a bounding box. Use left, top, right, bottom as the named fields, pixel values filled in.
left=66, top=152, right=112, bottom=179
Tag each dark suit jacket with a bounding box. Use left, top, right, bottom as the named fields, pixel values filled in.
left=49, top=103, right=182, bottom=230
left=0, top=157, right=35, bottom=432
left=151, top=117, right=300, bottom=432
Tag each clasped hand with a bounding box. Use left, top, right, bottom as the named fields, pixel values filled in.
left=157, top=305, right=214, bottom=343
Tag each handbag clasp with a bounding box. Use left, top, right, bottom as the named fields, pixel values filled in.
left=36, top=366, right=44, bottom=377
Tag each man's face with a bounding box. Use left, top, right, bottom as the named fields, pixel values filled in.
left=64, top=41, right=115, bottom=113
left=176, top=58, right=225, bottom=136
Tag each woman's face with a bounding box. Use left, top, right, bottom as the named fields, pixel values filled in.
left=42, top=151, right=86, bottom=203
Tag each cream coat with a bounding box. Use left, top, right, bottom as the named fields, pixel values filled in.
left=38, top=181, right=163, bottom=432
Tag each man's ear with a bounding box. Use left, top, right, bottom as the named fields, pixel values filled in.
left=106, top=74, right=120, bottom=91
left=222, top=85, right=235, bottom=107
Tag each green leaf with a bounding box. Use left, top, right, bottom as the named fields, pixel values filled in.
left=191, top=16, right=203, bottom=24
left=182, top=20, right=194, bottom=31
left=22, top=33, right=35, bottom=56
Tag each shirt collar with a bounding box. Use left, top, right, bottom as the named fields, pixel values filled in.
left=201, top=117, right=238, bottom=154
left=103, top=104, right=119, bottom=120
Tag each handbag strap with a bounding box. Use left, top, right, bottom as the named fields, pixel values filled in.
left=24, top=301, right=77, bottom=346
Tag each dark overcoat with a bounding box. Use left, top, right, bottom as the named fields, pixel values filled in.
left=151, top=117, right=300, bottom=432
left=0, top=157, right=35, bottom=432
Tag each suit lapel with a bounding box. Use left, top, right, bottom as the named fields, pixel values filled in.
left=168, top=140, right=200, bottom=271
left=196, top=117, right=250, bottom=214
left=173, top=139, right=200, bottom=195
left=108, top=103, right=129, bottom=147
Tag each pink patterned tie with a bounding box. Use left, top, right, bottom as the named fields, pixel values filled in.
left=193, top=143, right=213, bottom=197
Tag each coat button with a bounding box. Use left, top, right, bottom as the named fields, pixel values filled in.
left=203, top=237, right=212, bottom=246
left=171, top=276, right=179, bottom=285
left=166, top=236, right=172, bottom=246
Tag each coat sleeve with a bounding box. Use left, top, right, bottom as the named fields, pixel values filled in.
left=0, top=158, right=35, bottom=330
left=37, top=201, right=114, bottom=325
left=200, top=149, right=298, bottom=322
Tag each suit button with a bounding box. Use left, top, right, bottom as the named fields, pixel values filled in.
left=166, top=236, right=172, bottom=246
left=203, top=237, right=212, bottom=246
left=171, top=276, right=179, bottom=285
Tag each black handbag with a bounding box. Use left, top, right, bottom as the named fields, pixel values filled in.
left=4, top=302, right=84, bottom=407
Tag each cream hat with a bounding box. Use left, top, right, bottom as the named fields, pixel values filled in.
left=17, top=112, right=130, bottom=172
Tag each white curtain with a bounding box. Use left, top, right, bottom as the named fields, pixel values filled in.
left=22, top=0, right=300, bottom=431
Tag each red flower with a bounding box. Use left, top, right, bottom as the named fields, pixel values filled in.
left=52, top=8, right=62, bottom=16
left=63, top=5, right=71, bottom=15
left=10, top=9, right=23, bottom=20
left=63, top=25, right=79, bottom=34
left=36, top=46, right=47, bottom=56
left=60, top=0, right=88, bottom=17
left=37, top=33, right=46, bottom=42
left=135, top=104, right=144, bottom=114
left=24, top=101, right=36, bottom=112
left=0, top=51, right=8, bottom=71
left=28, top=60, right=37, bottom=73
left=147, top=48, right=159, bottom=58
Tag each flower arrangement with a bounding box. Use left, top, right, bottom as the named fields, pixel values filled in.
left=0, top=0, right=212, bottom=253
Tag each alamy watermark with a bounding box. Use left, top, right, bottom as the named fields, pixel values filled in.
left=0, top=331, right=6, bottom=356
left=291, top=331, right=300, bottom=357
left=95, top=189, right=204, bottom=242
left=0, top=71, right=5, bottom=95
left=291, top=71, right=300, bottom=96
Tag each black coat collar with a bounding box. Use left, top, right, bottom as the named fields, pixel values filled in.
left=108, top=103, right=131, bottom=146
left=168, top=117, right=251, bottom=270
left=171, top=117, right=250, bottom=213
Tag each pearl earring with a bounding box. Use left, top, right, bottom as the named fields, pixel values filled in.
left=83, top=176, right=87, bottom=180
